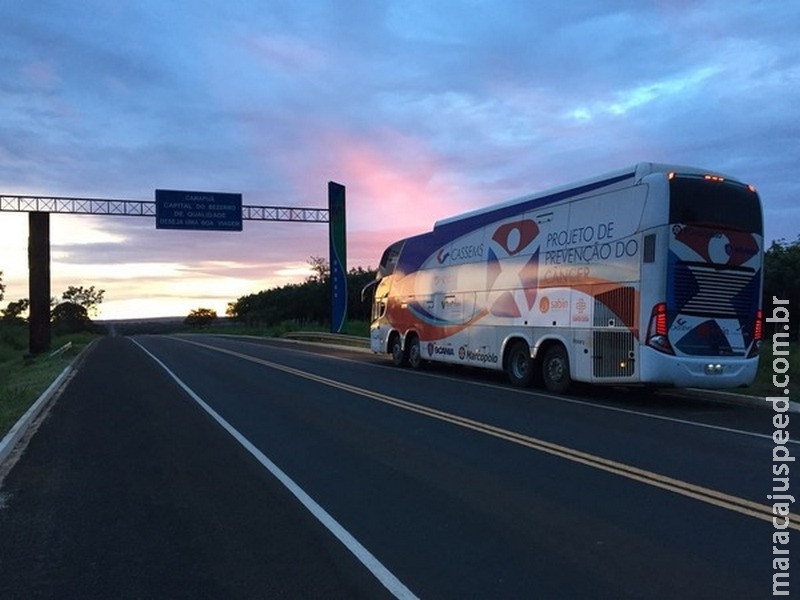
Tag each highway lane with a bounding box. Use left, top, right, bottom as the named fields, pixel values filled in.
left=137, top=334, right=797, bottom=598
left=1, top=334, right=797, bottom=598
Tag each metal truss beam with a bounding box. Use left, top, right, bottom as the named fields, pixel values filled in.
left=0, top=195, right=329, bottom=223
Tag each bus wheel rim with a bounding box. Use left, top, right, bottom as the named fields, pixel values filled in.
left=514, top=355, right=527, bottom=378
left=548, top=358, right=564, bottom=382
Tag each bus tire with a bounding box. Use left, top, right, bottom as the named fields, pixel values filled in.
left=407, top=334, right=423, bottom=370
left=390, top=334, right=407, bottom=367
left=542, top=344, right=571, bottom=393
left=506, top=340, right=533, bottom=387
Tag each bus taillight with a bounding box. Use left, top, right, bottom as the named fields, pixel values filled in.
left=754, top=309, right=763, bottom=341
left=646, top=302, right=674, bottom=354
left=748, top=309, right=763, bottom=358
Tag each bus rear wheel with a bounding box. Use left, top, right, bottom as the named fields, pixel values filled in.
left=542, top=344, right=571, bottom=393
left=407, top=334, right=423, bottom=369
left=506, top=340, right=533, bottom=387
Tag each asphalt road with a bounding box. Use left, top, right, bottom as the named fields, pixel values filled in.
left=0, top=334, right=797, bottom=599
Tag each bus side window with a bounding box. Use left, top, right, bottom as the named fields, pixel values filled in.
left=643, top=234, right=656, bottom=263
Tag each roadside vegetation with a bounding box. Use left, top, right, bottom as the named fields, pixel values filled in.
left=223, top=257, right=376, bottom=327
left=0, top=326, right=94, bottom=437
left=0, top=276, right=105, bottom=437
left=753, top=236, right=800, bottom=398
left=748, top=342, right=799, bottom=398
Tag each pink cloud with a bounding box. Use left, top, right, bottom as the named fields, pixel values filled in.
left=347, top=228, right=420, bottom=271
left=247, top=125, right=477, bottom=270
left=325, top=129, right=470, bottom=232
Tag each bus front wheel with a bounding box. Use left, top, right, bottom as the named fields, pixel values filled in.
left=506, top=340, right=533, bottom=387
left=390, top=334, right=407, bottom=367
left=542, top=344, right=572, bottom=393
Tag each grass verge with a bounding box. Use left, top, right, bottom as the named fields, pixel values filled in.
left=0, top=327, right=95, bottom=439
left=744, top=342, right=799, bottom=399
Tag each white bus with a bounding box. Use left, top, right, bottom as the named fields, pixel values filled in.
left=364, top=162, right=764, bottom=393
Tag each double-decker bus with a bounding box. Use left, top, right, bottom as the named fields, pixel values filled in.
left=364, top=162, right=763, bottom=393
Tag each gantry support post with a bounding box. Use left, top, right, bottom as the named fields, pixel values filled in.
left=28, top=212, right=51, bottom=355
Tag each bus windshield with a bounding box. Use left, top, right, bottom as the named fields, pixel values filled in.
left=378, top=240, right=404, bottom=277
left=669, top=176, right=762, bottom=233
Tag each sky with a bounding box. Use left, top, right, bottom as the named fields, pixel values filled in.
left=0, top=0, right=798, bottom=320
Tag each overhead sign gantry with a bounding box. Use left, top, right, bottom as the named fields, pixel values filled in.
left=1, top=183, right=347, bottom=354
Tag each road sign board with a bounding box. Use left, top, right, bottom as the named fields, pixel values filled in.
left=155, top=189, right=243, bottom=231
left=328, top=182, right=347, bottom=333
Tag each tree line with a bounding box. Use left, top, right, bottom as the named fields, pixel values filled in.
left=0, top=278, right=105, bottom=335
left=223, top=257, right=376, bottom=328
left=764, top=236, right=800, bottom=339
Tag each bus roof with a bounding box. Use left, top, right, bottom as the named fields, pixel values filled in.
left=433, top=162, right=746, bottom=231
